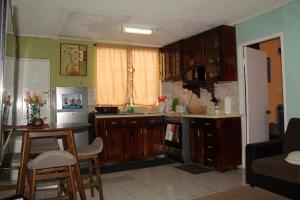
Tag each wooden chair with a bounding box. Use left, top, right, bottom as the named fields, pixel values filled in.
left=16, top=129, right=86, bottom=200
left=77, top=137, right=104, bottom=199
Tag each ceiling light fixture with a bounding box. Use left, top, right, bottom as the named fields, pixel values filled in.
left=122, top=25, right=153, bottom=35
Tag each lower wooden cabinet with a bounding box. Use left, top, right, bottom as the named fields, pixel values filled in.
left=189, top=124, right=203, bottom=163
left=128, top=127, right=144, bottom=160
left=105, top=127, right=127, bottom=162
left=95, top=117, right=164, bottom=164
left=145, top=125, right=164, bottom=156
left=190, top=117, right=241, bottom=171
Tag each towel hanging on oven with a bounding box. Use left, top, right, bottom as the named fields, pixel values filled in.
left=165, top=124, right=180, bottom=142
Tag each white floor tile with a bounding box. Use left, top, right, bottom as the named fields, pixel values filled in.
left=0, top=164, right=246, bottom=200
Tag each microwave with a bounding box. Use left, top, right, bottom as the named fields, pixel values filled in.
left=181, top=65, right=206, bottom=81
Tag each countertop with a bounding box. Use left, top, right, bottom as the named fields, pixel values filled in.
left=95, top=112, right=241, bottom=119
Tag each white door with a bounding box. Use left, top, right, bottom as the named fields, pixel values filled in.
left=4, top=58, right=50, bottom=125
left=244, top=47, right=269, bottom=144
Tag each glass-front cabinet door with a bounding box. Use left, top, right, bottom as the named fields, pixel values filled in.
left=204, top=29, right=222, bottom=81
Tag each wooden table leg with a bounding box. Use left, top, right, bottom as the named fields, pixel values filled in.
left=16, top=132, right=30, bottom=196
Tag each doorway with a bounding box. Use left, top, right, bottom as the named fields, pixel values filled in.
left=247, top=37, right=284, bottom=140
left=239, top=33, right=287, bottom=168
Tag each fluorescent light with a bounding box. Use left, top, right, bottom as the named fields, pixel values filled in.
left=122, top=26, right=153, bottom=35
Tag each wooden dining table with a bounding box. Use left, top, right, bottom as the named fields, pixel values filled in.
left=15, top=123, right=90, bottom=200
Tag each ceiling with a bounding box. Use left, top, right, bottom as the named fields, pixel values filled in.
left=11, top=0, right=293, bottom=47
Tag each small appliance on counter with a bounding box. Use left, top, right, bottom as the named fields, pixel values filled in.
left=95, top=106, right=119, bottom=114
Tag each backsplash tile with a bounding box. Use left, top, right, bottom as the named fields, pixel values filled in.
left=162, top=81, right=239, bottom=114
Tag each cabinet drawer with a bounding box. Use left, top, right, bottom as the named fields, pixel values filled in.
left=124, top=117, right=144, bottom=126
left=190, top=118, right=202, bottom=127
left=203, top=130, right=218, bottom=142
left=204, top=144, right=218, bottom=155
left=204, top=154, right=218, bottom=167
left=104, top=118, right=124, bottom=127
left=202, top=119, right=217, bottom=129
left=144, top=117, right=163, bottom=126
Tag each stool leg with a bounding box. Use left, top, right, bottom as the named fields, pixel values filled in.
left=88, top=159, right=95, bottom=197
left=29, top=170, right=37, bottom=200
left=94, top=156, right=104, bottom=200
left=68, top=166, right=77, bottom=200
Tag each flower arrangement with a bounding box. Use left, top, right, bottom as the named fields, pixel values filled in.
left=24, top=91, right=45, bottom=125
left=24, top=91, right=45, bottom=106
left=2, top=90, right=11, bottom=106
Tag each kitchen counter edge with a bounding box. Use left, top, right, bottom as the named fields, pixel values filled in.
left=95, top=113, right=241, bottom=119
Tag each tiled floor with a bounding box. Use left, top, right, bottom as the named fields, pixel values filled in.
left=0, top=163, right=246, bottom=200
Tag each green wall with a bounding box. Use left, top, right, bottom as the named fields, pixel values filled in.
left=17, top=36, right=97, bottom=89
left=236, top=1, right=300, bottom=120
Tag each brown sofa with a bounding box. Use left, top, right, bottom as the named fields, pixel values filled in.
left=246, top=118, right=300, bottom=199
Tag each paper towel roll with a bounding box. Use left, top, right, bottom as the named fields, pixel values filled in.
left=224, top=96, right=232, bottom=115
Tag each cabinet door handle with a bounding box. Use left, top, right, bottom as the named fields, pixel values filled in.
left=204, top=122, right=210, bottom=126
left=207, top=145, right=214, bottom=149
left=141, top=129, right=143, bottom=135
left=131, top=121, right=137, bottom=124
left=197, top=130, right=200, bottom=137
left=192, top=121, right=197, bottom=124
left=207, top=158, right=213, bottom=162
left=105, top=130, right=108, bottom=137
left=111, top=121, right=117, bottom=125
left=207, top=133, right=213, bottom=137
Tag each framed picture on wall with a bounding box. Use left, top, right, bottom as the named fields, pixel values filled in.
left=60, top=43, right=87, bottom=76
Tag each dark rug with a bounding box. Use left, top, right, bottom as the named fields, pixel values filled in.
left=81, top=157, right=175, bottom=174
left=176, top=164, right=211, bottom=174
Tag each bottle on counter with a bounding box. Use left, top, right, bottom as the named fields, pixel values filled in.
left=224, top=96, right=232, bottom=115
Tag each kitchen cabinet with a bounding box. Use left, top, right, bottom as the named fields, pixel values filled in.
left=203, top=25, right=237, bottom=81
left=160, top=41, right=183, bottom=81
left=126, top=117, right=145, bottom=160
left=189, top=119, right=203, bottom=163
left=95, top=118, right=127, bottom=163
left=94, top=116, right=164, bottom=164
left=190, top=117, right=241, bottom=171
left=145, top=117, right=165, bottom=156
left=183, top=34, right=204, bottom=69
left=161, top=25, right=237, bottom=84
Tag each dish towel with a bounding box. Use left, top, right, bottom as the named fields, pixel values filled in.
left=165, top=124, right=179, bottom=142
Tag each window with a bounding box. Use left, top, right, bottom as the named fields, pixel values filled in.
left=96, top=46, right=160, bottom=106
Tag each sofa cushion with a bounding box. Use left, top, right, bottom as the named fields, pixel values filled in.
left=252, top=154, right=300, bottom=184
left=283, top=118, right=300, bottom=153
left=285, top=151, right=300, bottom=166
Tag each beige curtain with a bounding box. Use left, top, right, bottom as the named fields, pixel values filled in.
left=132, top=48, right=160, bottom=105
left=96, top=46, right=128, bottom=105
left=96, top=45, right=159, bottom=106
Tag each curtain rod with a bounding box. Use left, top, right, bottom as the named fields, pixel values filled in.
left=93, top=43, right=159, bottom=50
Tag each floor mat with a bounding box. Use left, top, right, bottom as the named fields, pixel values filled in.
left=81, top=157, right=175, bottom=174
left=176, top=164, right=211, bottom=174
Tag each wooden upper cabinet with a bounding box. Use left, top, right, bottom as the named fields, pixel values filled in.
left=183, top=34, right=204, bottom=69
left=203, top=25, right=237, bottom=81
left=161, top=25, right=237, bottom=82
left=160, top=40, right=183, bottom=81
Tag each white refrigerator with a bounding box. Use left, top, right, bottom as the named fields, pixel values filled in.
left=52, top=87, right=89, bottom=147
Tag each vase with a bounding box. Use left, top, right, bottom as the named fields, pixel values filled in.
left=26, top=104, right=40, bottom=125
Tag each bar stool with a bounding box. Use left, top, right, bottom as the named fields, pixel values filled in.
left=17, top=129, right=86, bottom=200
left=26, top=150, right=77, bottom=200
left=77, top=137, right=104, bottom=199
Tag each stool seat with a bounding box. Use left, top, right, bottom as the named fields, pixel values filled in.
left=77, top=137, right=103, bottom=157
left=27, top=150, right=77, bottom=170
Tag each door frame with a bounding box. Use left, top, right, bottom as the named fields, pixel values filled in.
left=238, top=32, right=287, bottom=168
